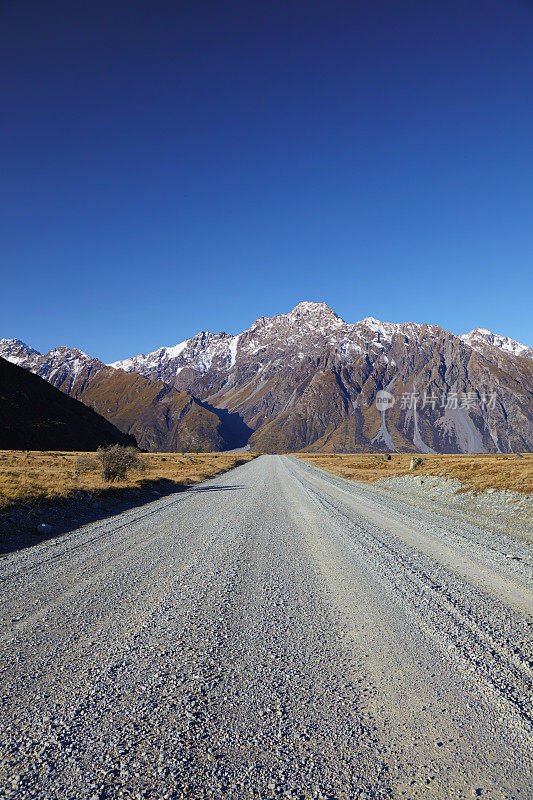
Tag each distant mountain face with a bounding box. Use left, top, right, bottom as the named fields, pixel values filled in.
left=106, top=302, right=533, bottom=454
left=0, top=356, right=136, bottom=451
left=2, top=301, right=532, bottom=453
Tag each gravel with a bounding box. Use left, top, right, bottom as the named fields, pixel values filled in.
left=0, top=455, right=531, bottom=799
left=372, top=473, right=533, bottom=539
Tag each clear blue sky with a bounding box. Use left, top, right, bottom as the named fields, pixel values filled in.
left=1, top=0, right=532, bottom=362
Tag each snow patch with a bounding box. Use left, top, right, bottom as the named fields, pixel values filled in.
left=166, top=340, right=188, bottom=359
left=228, top=335, right=240, bottom=367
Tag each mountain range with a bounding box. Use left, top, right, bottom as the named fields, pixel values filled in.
left=2, top=301, right=532, bottom=453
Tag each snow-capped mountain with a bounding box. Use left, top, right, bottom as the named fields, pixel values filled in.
left=2, top=302, right=532, bottom=453
left=109, top=330, right=238, bottom=381
left=459, top=328, right=533, bottom=360
left=106, top=302, right=443, bottom=390
left=0, top=338, right=40, bottom=366
left=106, top=303, right=532, bottom=392
left=0, top=340, right=105, bottom=394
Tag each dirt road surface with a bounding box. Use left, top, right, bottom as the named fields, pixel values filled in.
left=0, top=455, right=531, bottom=799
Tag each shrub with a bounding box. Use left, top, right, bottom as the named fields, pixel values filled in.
left=96, top=445, right=145, bottom=483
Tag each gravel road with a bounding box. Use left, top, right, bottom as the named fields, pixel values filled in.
left=0, top=455, right=531, bottom=800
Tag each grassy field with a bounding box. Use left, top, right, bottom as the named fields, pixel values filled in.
left=2, top=450, right=531, bottom=511
left=0, top=450, right=256, bottom=509
left=295, top=452, right=533, bottom=494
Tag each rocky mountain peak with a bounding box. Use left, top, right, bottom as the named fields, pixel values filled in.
left=359, top=316, right=382, bottom=327
left=289, top=300, right=339, bottom=316
left=287, top=300, right=344, bottom=325
left=0, top=338, right=41, bottom=364
left=246, top=301, right=342, bottom=335
left=459, top=328, right=533, bottom=359
left=0, top=337, right=38, bottom=351
left=48, top=346, right=91, bottom=359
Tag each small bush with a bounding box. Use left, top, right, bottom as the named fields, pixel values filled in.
left=96, top=445, right=145, bottom=483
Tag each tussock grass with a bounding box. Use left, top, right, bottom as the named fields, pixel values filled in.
left=0, top=450, right=256, bottom=509
left=295, top=452, right=533, bottom=495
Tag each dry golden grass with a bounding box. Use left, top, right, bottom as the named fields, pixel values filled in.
left=294, top=452, right=533, bottom=495
left=0, top=450, right=256, bottom=509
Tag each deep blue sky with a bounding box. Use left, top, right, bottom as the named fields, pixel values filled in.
left=1, top=0, right=532, bottom=361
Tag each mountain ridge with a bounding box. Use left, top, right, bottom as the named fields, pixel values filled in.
left=107, top=302, right=532, bottom=372
left=2, top=302, right=532, bottom=454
